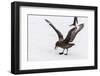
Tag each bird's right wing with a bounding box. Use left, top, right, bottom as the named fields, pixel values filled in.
left=45, top=19, right=64, bottom=41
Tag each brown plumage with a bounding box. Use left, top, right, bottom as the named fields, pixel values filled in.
left=45, top=17, right=84, bottom=55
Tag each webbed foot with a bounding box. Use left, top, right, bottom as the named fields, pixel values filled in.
left=59, top=52, right=63, bottom=55
left=64, top=53, right=68, bottom=55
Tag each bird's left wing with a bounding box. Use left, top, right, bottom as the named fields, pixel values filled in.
left=64, top=23, right=84, bottom=43
left=63, top=27, right=76, bottom=43
left=69, top=24, right=84, bottom=42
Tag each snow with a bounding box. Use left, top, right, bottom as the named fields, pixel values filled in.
left=27, top=15, right=88, bottom=61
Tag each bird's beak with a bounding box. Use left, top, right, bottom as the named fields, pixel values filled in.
left=69, top=24, right=73, bottom=26
left=55, top=46, right=57, bottom=50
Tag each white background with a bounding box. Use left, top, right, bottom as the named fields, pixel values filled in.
left=0, top=0, right=99, bottom=76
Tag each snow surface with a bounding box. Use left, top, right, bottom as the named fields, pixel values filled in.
left=27, top=15, right=88, bottom=61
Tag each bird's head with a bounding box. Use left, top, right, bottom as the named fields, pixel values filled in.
left=55, top=41, right=60, bottom=50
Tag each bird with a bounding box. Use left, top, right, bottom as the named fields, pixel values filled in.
left=45, top=17, right=84, bottom=55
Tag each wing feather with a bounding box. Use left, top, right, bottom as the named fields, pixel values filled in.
left=64, top=24, right=84, bottom=43
left=45, top=19, right=64, bottom=41
left=64, top=27, right=76, bottom=43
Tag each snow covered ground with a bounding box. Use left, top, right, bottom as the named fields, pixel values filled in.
left=27, top=15, right=88, bottom=62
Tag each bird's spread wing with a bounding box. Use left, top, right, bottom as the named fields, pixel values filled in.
left=64, top=24, right=84, bottom=43
left=63, top=27, right=76, bottom=43
left=45, top=19, right=64, bottom=41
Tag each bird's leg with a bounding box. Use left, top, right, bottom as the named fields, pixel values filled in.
left=67, top=49, right=68, bottom=55
left=59, top=49, right=64, bottom=55
left=64, top=49, right=68, bottom=55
